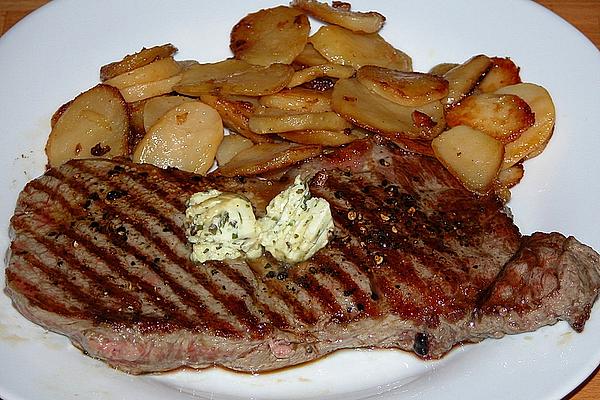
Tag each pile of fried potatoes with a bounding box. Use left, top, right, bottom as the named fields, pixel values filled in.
left=45, top=0, right=555, bottom=200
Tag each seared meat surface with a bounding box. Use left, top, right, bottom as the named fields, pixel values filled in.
left=5, top=137, right=600, bottom=374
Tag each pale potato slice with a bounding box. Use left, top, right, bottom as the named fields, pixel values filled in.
left=177, top=59, right=256, bottom=88
left=103, top=57, right=182, bottom=90
left=287, top=63, right=355, bottom=88
left=46, top=84, right=129, bottom=167
left=478, top=57, right=521, bottom=93
left=495, top=83, right=555, bottom=168
left=175, top=63, right=294, bottom=97
left=143, top=95, right=194, bottom=132
left=216, top=142, right=322, bottom=177
left=259, top=87, right=331, bottom=112
left=119, top=73, right=182, bottom=103
left=230, top=6, right=310, bottom=66
left=496, top=163, right=524, bottom=189
left=429, top=63, right=458, bottom=76
left=100, top=44, right=177, bottom=81
left=356, top=66, right=449, bottom=106
left=443, top=55, right=492, bottom=105
left=331, top=78, right=445, bottom=140
left=310, top=25, right=412, bottom=71
left=278, top=129, right=357, bottom=146
left=293, top=43, right=328, bottom=67
left=132, top=101, right=224, bottom=174
left=249, top=110, right=351, bottom=134
left=291, top=0, right=385, bottom=33
left=445, top=93, right=534, bottom=143
left=216, top=134, right=254, bottom=165
left=432, top=125, right=504, bottom=194
left=199, top=94, right=275, bottom=143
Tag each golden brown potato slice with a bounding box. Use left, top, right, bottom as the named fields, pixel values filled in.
left=127, top=99, right=147, bottom=151
left=100, top=44, right=177, bottom=81
left=445, top=93, right=535, bottom=143
left=443, top=55, right=492, bottom=105
left=356, top=66, right=449, bottom=106
left=278, top=129, right=358, bottom=146
left=496, top=163, right=524, bottom=189
left=432, top=125, right=504, bottom=194
left=199, top=94, right=275, bottom=143
left=331, top=78, right=445, bottom=140
left=176, top=59, right=256, bottom=88
left=293, top=43, right=329, bottom=67
left=103, top=57, right=182, bottom=89
left=310, top=25, right=412, bottom=71
left=175, top=63, right=294, bottom=97
left=291, top=0, right=385, bottom=33
left=478, top=57, right=521, bottom=93
left=287, top=63, right=355, bottom=88
left=495, top=83, right=555, bottom=168
left=216, top=134, right=255, bottom=165
left=46, top=85, right=129, bottom=167
left=118, top=73, right=182, bottom=103
left=230, top=6, right=310, bottom=66
left=132, top=101, right=224, bottom=174
left=216, top=142, right=322, bottom=177
left=143, top=95, right=194, bottom=132
left=428, top=63, right=458, bottom=76
left=259, top=87, right=332, bottom=112
left=248, top=109, right=351, bottom=134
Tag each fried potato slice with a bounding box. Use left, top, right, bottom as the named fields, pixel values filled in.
left=432, top=125, right=504, bottom=195
left=127, top=100, right=147, bottom=151
left=259, top=87, right=332, bottom=112
left=494, top=163, right=525, bottom=203
left=46, top=85, right=129, bottom=167
left=119, top=73, right=182, bottom=103
left=331, top=78, right=445, bottom=140
left=278, top=129, right=358, bottom=146
left=429, top=63, right=458, bottom=76
left=293, top=43, right=329, bottom=67
left=133, top=101, right=224, bottom=174
left=230, top=6, right=310, bottom=66
left=287, top=63, right=355, bottom=88
left=215, top=142, right=322, bottom=177
left=175, top=63, right=294, bottom=97
left=446, top=93, right=534, bottom=143
left=356, top=66, right=449, bottom=106
left=443, top=55, right=492, bottom=106
left=199, top=94, right=276, bottom=143
left=100, top=44, right=177, bottom=81
left=143, top=95, right=194, bottom=132
left=176, top=59, right=256, bottom=88
left=495, top=83, right=555, bottom=169
left=310, top=25, right=412, bottom=71
left=103, top=57, right=182, bottom=89
left=216, top=134, right=254, bottom=165
left=291, top=0, right=385, bottom=33
left=478, top=57, right=521, bottom=93
left=249, top=109, right=351, bottom=134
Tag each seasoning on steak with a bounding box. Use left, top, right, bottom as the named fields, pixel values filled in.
left=4, top=137, right=600, bottom=374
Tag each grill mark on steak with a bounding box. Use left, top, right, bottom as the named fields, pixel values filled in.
left=290, top=268, right=348, bottom=323
left=213, top=261, right=291, bottom=331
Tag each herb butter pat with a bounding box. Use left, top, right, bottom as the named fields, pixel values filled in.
left=186, top=190, right=262, bottom=263
left=259, top=176, right=333, bottom=263
left=186, top=176, right=334, bottom=264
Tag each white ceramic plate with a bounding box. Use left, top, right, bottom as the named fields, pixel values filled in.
left=1, top=1, right=599, bottom=399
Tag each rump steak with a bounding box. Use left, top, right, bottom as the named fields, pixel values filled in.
left=5, top=136, right=600, bottom=374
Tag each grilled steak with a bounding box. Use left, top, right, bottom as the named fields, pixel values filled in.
left=5, top=137, right=600, bottom=374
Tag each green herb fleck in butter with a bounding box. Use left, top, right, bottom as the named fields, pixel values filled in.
left=186, top=190, right=262, bottom=263
left=259, top=176, right=333, bottom=263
